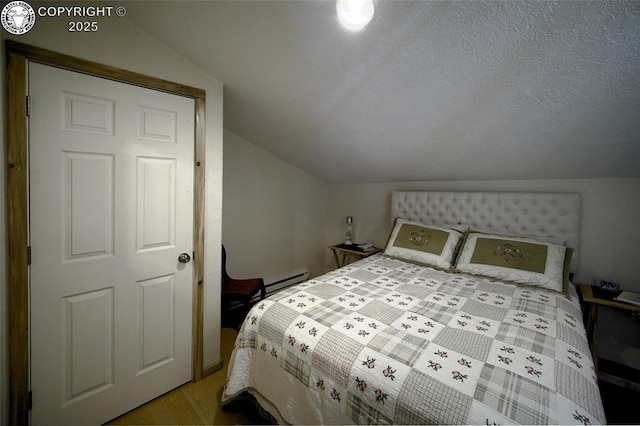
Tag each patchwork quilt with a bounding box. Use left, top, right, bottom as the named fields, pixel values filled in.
left=222, top=255, right=605, bottom=425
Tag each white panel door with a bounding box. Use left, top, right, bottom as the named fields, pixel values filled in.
left=29, top=62, right=194, bottom=425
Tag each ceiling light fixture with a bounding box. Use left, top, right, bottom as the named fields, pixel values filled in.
left=336, top=0, right=374, bottom=31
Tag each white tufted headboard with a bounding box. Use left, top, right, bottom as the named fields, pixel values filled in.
left=391, top=191, right=581, bottom=273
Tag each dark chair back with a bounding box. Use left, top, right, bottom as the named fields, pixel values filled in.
left=222, top=244, right=230, bottom=282
left=220, top=244, right=266, bottom=328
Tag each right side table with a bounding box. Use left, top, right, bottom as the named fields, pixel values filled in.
left=578, top=284, right=640, bottom=375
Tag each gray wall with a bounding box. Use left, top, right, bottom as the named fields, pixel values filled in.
left=223, top=130, right=328, bottom=282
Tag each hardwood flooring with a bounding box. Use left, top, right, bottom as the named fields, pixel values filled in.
left=107, top=327, right=265, bottom=425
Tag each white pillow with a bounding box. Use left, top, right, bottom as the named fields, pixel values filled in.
left=454, top=232, right=571, bottom=294
left=384, top=218, right=463, bottom=269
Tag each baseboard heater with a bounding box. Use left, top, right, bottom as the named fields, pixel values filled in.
left=262, top=270, right=310, bottom=298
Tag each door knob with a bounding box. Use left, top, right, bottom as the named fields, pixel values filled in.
left=178, top=253, right=191, bottom=264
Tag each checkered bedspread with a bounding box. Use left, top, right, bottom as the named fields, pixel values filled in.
left=222, top=254, right=605, bottom=425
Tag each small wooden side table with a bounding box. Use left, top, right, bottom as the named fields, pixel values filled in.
left=579, top=284, right=640, bottom=374
left=329, top=244, right=383, bottom=268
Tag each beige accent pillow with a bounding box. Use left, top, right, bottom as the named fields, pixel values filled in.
left=454, top=232, right=572, bottom=294
left=384, top=218, right=463, bottom=269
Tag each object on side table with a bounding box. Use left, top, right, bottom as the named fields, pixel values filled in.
left=600, top=279, right=620, bottom=292
left=329, top=243, right=382, bottom=268
left=614, top=290, right=640, bottom=307
left=344, top=215, right=354, bottom=245
left=357, top=242, right=376, bottom=251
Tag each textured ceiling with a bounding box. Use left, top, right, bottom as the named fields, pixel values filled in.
left=125, top=1, right=640, bottom=183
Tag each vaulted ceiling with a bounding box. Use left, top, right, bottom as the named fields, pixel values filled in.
left=125, top=1, right=640, bottom=183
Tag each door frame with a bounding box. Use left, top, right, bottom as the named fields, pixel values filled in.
left=5, top=40, right=207, bottom=425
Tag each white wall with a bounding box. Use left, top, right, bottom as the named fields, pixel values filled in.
left=223, top=130, right=328, bottom=282
left=1, top=15, right=224, bottom=424
left=326, top=178, right=640, bottom=368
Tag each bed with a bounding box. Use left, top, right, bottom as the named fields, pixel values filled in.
left=221, top=191, right=606, bottom=425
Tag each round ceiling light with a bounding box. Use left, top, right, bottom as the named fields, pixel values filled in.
left=336, top=0, right=375, bottom=31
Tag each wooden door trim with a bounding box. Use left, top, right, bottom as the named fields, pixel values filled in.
left=6, top=48, right=29, bottom=426
left=5, top=40, right=206, bottom=424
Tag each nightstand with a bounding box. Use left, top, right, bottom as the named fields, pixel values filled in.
left=579, top=284, right=640, bottom=381
left=329, top=244, right=382, bottom=268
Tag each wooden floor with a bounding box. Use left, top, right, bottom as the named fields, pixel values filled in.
left=107, top=327, right=265, bottom=425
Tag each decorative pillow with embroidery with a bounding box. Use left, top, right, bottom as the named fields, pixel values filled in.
left=454, top=232, right=572, bottom=294
left=384, top=218, right=463, bottom=269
